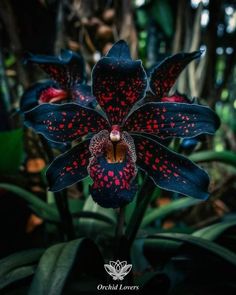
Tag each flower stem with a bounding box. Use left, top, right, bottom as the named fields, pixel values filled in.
left=125, top=177, right=155, bottom=247
left=39, top=135, right=75, bottom=240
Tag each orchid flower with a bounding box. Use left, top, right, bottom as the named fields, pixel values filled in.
left=20, top=49, right=95, bottom=112
left=24, top=41, right=220, bottom=208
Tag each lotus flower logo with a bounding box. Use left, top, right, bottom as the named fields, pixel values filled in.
left=104, top=260, right=132, bottom=280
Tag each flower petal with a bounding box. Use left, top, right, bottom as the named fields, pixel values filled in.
left=150, top=51, right=202, bottom=98
left=24, top=103, right=109, bottom=143
left=106, top=40, right=132, bottom=60
left=132, top=134, right=209, bottom=199
left=46, top=140, right=91, bottom=191
left=123, top=102, right=220, bottom=139
left=20, top=80, right=64, bottom=112
left=89, top=156, right=137, bottom=208
left=92, top=53, right=147, bottom=125
left=24, top=49, right=86, bottom=88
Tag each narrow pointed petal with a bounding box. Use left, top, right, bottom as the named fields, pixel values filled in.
left=20, top=80, right=63, bottom=112
left=92, top=55, right=147, bottom=125
left=132, top=134, right=209, bottom=200
left=123, top=102, right=220, bottom=139
left=24, top=103, right=109, bottom=143
left=24, top=49, right=86, bottom=88
left=150, top=51, right=202, bottom=98
left=46, top=140, right=91, bottom=191
left=106, top=40, right=132, bottom=60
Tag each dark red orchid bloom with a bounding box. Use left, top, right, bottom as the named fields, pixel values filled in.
left=20, top=49, right=95, bottom=112
left=24, top=41, right=220, bottom=208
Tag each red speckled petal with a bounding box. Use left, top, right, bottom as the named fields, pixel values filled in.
left=24, top=50, right=86, bottom=89
left=24, top=103, right=110, bottom=143
left=46, top=140, right=91, bottom=191
left=123, top=102, right=220, bottom=139
left=92, top=56, right=147, bottom=125
left=132, top=134, right=209, bottom=199
left=150, top=51, right=202, bottom=98
left=88, top=155, right=137, bottom=208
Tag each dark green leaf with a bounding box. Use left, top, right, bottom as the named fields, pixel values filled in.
left=141, top=197, right=201, bottom=228
left=28, top=238, right=104, bottom=295
left=0, top=129, right=23, bottom=174
left=0, top=249, right=44, bottom=290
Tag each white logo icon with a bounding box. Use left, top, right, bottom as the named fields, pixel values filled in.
left=104, top=260, right=132, bottom=281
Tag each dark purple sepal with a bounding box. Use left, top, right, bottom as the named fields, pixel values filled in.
left=24, top=103, right=110, bottom=143
left=132, top=134, right=210, bottom=200
left=150, top=50, right=203, bottom=98
left=124, top=102, right=220, bottom=139
left=24, top=49, right=86, bottom=88
left=106, top=40, right=132, bottom=60
left=46, top=139, right=91, bottom=191
left=92, top=53, right=147, bottom=125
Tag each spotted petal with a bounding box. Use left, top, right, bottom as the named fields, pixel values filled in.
left=123, top=102, right=220, bottom=139
left=24, top=103, right=109, bottom=143
left=132, top=134, right=209, bottom=199
left=150, top=51, right=202, bottom=98
left=24, top=49, right=86, bottom=89
left=89, top=156, right=137, bottom=208
left=92, top=41, right=147, bottom=125
left=46, top=140, right=91, bottom=191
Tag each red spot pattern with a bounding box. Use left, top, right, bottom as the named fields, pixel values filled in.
left=132, top=134, right=209, bottom=199
left=124, top=102, right=215, bottom=139
left=150, top=51, right=201, bottom=98
left=46, top=140, right=91, bottom=191
left=26, top=103, right=109, bottom=143
left=38, top=56, right=84, bottom=89
left=88, top=131, right=137, bottom=191
left=92, top=58, right=147, bottom=125
left=88, top=155, right=137, bottom=191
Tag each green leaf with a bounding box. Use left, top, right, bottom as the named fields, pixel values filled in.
left=189, top=151, right=236, bottom=167
left=28, top=238, right=104, bottom=295
left=0, top=128, right=23, bottom=174
left=76, top=196, right=116, bottom=237
left=0, top=249, right=44, bottom=290
left=141, top=197, right=201, bottom=228
left=0, top=183, right=59, bottom=222
left=144, top=233, right=236, bottom=267
left=151, top=0, right=173, bottom=37
left=193, top=220, right=236, bottom=241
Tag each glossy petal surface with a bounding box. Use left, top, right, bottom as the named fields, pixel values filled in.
left=92, top=50, right=147, bottom=125
left=132, top=134, right=210, bottom=199
left=150, top=51, right=202, bottom=98
left=46, top=140, right=91, bottom=191
left=124, top=102, right=220, bottom=139
left=24, top=103, right=109, bottom=143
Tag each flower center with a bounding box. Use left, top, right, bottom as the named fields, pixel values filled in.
left=105, top=141, right=127, bottom=163
left=109, top=125, right=121, bottom=142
